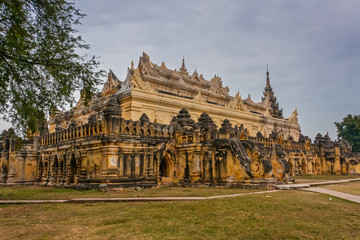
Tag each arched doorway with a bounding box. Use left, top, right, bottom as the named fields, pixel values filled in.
left=68, top=154, right=76, bottom=184
left=159, top=159, right=169, bottom=177
left=159, top=152, right=173, bottom=184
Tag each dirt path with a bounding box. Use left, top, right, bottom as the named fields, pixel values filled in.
left=301, top=187, right=360, bottom=203
left=1, top=178, right=359, bottom=204
left=0, top=190, right=279, bottom=204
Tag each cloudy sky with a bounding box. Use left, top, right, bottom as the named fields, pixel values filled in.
left=2, top=0, right=360, bottom=140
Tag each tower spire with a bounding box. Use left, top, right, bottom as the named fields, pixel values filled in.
left=180, top=57, right=188, bottom=74
left=262, top=65, right=283, bottom=118
left=265, top=64, right=271, bottom=91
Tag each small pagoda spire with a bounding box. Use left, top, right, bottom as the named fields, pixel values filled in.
left=180, top=57, right=188, bottom=74
left=265, top=64, right=272, bottom=92
left=262, top=65, right=283, bottom=119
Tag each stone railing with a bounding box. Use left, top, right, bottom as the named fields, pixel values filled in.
left=41, top=121, right=104, bottom=146
left=247, top=135, right=319, bottom=152
left=41, top=118, right=171, bottom=146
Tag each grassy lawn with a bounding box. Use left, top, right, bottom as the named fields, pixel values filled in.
left=293, top=174, right=360, bottom=184
left=0, top=190, right=359, bottom=240
left=0, top=185, right=260, bottom=200
left=321, top=181, right=360, bottom=196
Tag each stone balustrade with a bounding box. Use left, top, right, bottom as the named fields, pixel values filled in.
left=41, top=118, right=171, bottom=146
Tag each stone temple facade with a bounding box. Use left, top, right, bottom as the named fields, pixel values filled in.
left=1, top=53, right=359, bottom=189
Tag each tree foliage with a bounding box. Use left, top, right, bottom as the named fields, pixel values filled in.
left=335, top=114, right=360, bottom=152
left=0, top=0, right=103, bottom=136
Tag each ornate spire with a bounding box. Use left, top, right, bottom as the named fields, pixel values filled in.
left=262, top=66, right=283, bottom=118
left=265, top=64, right=272, bottom=93
left=179, top=57, right=188, bottom=74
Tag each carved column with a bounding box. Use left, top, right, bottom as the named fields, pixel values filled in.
left=211, top=152, right=215, bottom=182
left=79, top=153, right=88, bottom=181
left=140, top=153, right=145, bottom=177
left=41, top=155, right=48, bottom=183
left=125, top=153, right=132, bottom=177
left=0, top=151, right=9, bottom=183
left=146, top=152, right=154, bottom=177
left=192, top=151, right=201, bottom=182
left=49, top=155, right=56, bottom=185
left=6, top=152, right=17, bottom=183
left=131, top=153, right=136, bottom=177
left=100, top=150, right=109, bottom=181
left=154, top=151, right=161, bottom=179
left=135, top=152, right=140, bottom=177
left=118, top=152, right=125, bottom=177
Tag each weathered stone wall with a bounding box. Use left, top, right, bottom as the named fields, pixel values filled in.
left=1, top=108, right=359, bottom=189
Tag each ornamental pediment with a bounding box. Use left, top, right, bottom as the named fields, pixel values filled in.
left=210, top=75, right=230, bottom=96
left=226, top=92, right=249, bottom=112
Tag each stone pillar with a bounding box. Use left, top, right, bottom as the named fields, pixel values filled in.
left=49, top=156, right=56, bottom=185
left=118, top=152, right=124, bottom=177
left=131, top=153, right=136, bottom=177
left=135, top=153, right=140, bottom=177
left=334, top=147, right=341, bottom=174
left=60, top=155, right=67, bottom=184
left=6, top=152, right=16, bottom=183
left=125, top=153, right=132, bottom=177
left=154, top=152, right=161, bottom=178
left=140, top=153, right=145, bottom=177
left=98, top=149, right=108, bottom=180
left=146, top=152, right=154, bottom=177
left=79, top=154, right=88, bottom=181
left=192, top=151, right=201, bottom=182
left=211, top=152, right=215, bottom=181
left=41, top=156, right=48, bottom=183
left=0, top=152, right=9, bottom=183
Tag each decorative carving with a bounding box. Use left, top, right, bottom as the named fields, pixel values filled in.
left=139, top=113, right=150, bottom=123
left=138, top=52, right=156, bottom=76
left=264, top=107, right=272, bottom=118
left=226, top=92, right=249, bottom=112
left=219, top=119, right=235, bottom=136
left=210, top=75, right=229, bottom=96
left=119, top=65, right=156, bottom=94
left=289, top=109, right=298, bottom=123
left=101, top=70, right=121, bottom=96
left=197, top=112, right=217, bottom=134
left=176, top=108, right=195, bottom=130
left=193, top=91, right=206, bottom=103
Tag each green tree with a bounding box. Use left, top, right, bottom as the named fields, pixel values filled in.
left=335, top=114, right=360, bottom=152
left=0, top=0, right=103, bottom=136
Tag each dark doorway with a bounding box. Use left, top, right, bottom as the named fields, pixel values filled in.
left=69, top=155, right=76, bottom=183
left=53, top=156, right=58, bottom=183
left=159, top=159, right=168, bottom=177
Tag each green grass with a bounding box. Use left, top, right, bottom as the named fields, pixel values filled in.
left=0, top=185, right=259, bottom=200
left=321, top=181, right=360, bottom=196
left=0, top=190, right=359, bottom=240
left=293, top=174, right=360, bottom=183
